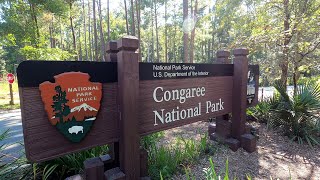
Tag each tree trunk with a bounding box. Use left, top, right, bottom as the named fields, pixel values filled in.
left=83, top=0, right=88, bottom=60
left=280, top=0, right=290, bottom=88
left=79, top=27, right=83, bottom=61
left=151, top=6, right=154, bottom=62
left=165, top=0, right=168, bottom=63
left=154, top=0, right=160, bottom=62
left=69, top=2, right=78, bottom=60
left=49, top=16, right=54, bottom=48
left=173, top=3, right=177, bottom=63
left=190, top=0, right=197, bottom=63
left=93, top=0, right=99, bottom=61
left=88, top=0, right=93, bottom=61
left=107, top=0, right=110, bottom=41
left=59, top=17, right=63, bottom=49
left=211, top=3, right=216, bottom=61
left=98, top=0, right=106, bottom=61
left=130, top=0, right=135, bottom=35
left=293, top=30, right=302, bottom=95
left=29, top=2, right=40, bottom=46
left=207, top=39, right=211, bottom=62
left=135, top=0, right=141, bottom=61
left=124, top=0, right=129, bottom=35
left=183, top=0, right=189, bottom=63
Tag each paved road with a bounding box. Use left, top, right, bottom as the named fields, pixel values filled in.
left=0, top=109, right=25, bottom=162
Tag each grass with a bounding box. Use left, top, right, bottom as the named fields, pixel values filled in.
left=0, top=104, right=20, bottom=110
left=0, top=81, right=20, bottom=110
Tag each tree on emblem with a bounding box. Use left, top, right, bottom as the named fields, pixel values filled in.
left=51, top=85, right=71, bottom=123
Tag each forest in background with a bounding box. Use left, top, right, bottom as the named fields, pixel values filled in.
left=0, top=0, right=319, bottom=87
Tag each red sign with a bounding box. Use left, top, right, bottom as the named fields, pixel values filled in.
left=7, top=73, right=15, bottom=84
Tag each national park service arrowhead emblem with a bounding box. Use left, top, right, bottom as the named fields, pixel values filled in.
left=39, top=72, right=102, bottom=143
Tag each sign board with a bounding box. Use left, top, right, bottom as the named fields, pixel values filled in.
left=139, top=63, right=234, bottom=135
left=17, top=37, right=259, bottom=179
left=17, top=61, right=119, bottom=162
left=17, top=60, right=259, bottom=162
left=7, top=73, right=15, bottom=84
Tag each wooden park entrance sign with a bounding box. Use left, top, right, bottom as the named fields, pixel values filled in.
left=17, top=37, right=259, bottom=180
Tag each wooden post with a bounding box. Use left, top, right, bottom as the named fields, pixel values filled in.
left=209, top=50, right=231, bottom=141
left=9, top=83, right=14, bottom=105
left=117, top=36, right=140, bottom=179
left=216, top=50, right=230, bottom=121
left=216, top=50, right=231, bottom=64
left=84, top=157, right=105, bottom=180
left=106, top=40, right=120, bottom=171
left=231, top=48, right=249, bottom=139
left=106, top=41, right=119, bottom=62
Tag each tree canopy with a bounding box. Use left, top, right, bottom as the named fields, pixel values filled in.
left=0, top=0, right=319, bottom=86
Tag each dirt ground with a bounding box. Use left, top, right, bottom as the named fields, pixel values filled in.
left=159, top=121, right=320, bottom=180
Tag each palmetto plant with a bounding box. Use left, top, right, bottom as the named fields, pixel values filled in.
left=0, top=129, right=11, bottom=176
left=268, top=81, right=320, bottom=146
left=0, top=130, right=31, bottom=180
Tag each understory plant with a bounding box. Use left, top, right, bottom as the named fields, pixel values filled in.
left=0, top=129, right=30, bottom=180
left=184, top=158, right=293, bottom=180
left=247, top=100, right=271, bottom=123
left=0, top=129, right=12, bottom=178
left=30, top=145, right=109, bottom=179
left=268, top=81, right=320, bottom=146
left=142, top=132, right=215, bottom=179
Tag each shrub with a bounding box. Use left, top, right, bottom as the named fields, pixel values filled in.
left=268, top=81, right=320, bottom=146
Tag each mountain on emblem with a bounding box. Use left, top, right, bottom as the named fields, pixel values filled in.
left=39, top=72, right=102, bottom=143
left=71, top=103, right=98, bottom=112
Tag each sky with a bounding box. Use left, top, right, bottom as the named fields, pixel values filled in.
left=101, top=0, right=122, bottom=12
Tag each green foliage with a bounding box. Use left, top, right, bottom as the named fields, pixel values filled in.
left=184, top=166, right=196, bottom=180
left=19, top=46, right=75, bottom=60
left=268, top=81, right=320, bottom=146
left=0, top=103, right=20, bottom=110
left=25, top=145, right=109, bottom=179
left=0, top=129, right=30, bottom=180
left=297, top=75, right=320, bottom=86
left=247, top=100, right=272, bottom=123
left=185, top=158, right=294, bottom=180
left=0, top=0, right=319, bottom=83
left=202, top=158, right=230, bottom=180
left=143, top=132, right=214, bottom=179
left=141, top=131, right=164, bottom=149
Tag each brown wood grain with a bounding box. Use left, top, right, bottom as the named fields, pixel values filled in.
left=231, top=49, right=249, bottom=139
left=117, top=37, right=141, bottom=179
left=20, top=83, right=119, bottom=162
left=138, top=76, right=234, bottom=136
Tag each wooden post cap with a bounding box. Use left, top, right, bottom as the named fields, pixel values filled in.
left=117, top=36, right=139, bottom=51
left=233, top=48, right=249, bottom=56
left=216, top=50, right=230, bottom=58
left=107, top=41, right=118, bottom=53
